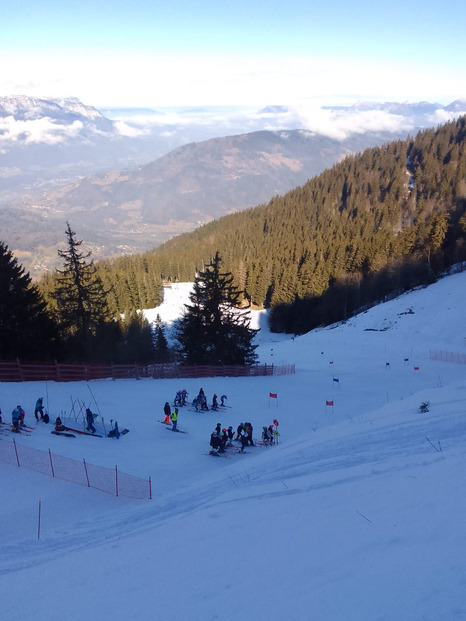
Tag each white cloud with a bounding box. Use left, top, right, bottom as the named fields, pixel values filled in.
left=0, top=116, right=84, bottom=145
left=291, top=106, right=417, bottom=140
left=113, top=120, right=150, bottom=137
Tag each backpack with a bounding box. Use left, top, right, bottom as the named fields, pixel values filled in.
left=43, top=413, right=50, bottom=424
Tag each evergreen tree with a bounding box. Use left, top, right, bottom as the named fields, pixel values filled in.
left=0, top=241, right=60, bottom=360
left=52, top=222, right=111, bottom=360
left=154, top=314, right=170, bottom=362
left=175, top=252, right=258, bottom=365
left=114, top=312, right=156, bottom=364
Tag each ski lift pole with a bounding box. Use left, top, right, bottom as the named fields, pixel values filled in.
left=87, top=382, right=102, bottom=417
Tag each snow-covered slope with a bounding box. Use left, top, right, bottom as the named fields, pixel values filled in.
left=0, top=270, right=465, bottom=620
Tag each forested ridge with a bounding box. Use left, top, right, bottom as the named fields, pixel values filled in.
left=40, top=116, right=466, bottom=334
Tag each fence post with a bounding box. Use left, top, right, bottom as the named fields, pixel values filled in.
left=13, top=438, right=20, bottom=467
left=115, top=465, right=119, bottom=497
left=83, top=458, right=90, bottom=487
left=48, top=449, right=55, bottom=477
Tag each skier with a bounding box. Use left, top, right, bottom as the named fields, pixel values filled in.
left=226, top=426, right=234, bottom=445
left=220, top=394, right=228, bottom=406
left=11, top=405, right=23, bottom=432
left=244, top=422, right=255, bottom=446
left=85, top=408, right=96, bottom=434
left=34, top=397, right=44, bottom=421
left=55, top=416, right=66, bottom=432
left=212, top=394, right=219, bottom=411
left=180, top=389, right=188, bottom=406
left=209, top=430, right=223, bottom=454
left=239, top=427, right=249, bottom=453
left=163, top=402, right=171, bottom=424
left=220, top=428, right=228, bottom=450
left=174, top=391, right=182, bottom=407
left=262, top=426, right=274, bottom=445
left=199, top=394, right=209, bottom=411
left=171, top=407, right=179, bottom=431
left=236, top=422, right=244, bottom=441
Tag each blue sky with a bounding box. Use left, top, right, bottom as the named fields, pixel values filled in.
left=1, top=0, right=464, bottom=107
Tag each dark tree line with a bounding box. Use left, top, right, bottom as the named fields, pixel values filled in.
left=128, top=116, right=466, bottom=333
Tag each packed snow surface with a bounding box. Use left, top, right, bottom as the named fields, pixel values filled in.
left=1, top=272, right=465, bottom=620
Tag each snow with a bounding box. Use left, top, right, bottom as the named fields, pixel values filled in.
left=1, top=271, right=466, bottom=621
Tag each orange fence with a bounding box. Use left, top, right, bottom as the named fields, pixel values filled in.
left=0, top=437, right=151, bottom=499
left=0, top=360, right=295, bottom=382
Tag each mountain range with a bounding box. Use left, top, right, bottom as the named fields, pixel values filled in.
left=1, top=96, right=465, bottom=276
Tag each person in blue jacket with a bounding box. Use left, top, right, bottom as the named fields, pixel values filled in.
left=34, top=397, right=44, bottom=421
left=12, top=405, right=23, bottom=432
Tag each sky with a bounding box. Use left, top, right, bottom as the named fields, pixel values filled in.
left=0, top=271, right=465, bottom=620
left=1, top=0, right=465, bottom=108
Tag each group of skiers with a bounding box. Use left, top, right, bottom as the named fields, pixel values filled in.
left=192, top=388, right=227, bottom=411
left=209, top=421, right=276, bottom=454
left=1, top=397, right=99, bottom=434
left=172, top=387, right=228, bottom=412
left=7, top=397, right=48, bottom=432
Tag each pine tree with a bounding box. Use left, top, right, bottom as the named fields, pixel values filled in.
left=52, top=222, right=111, bottom=360
left=175, top=252, right=258, bottom=365
left=154, top=314, right=170, bottom=362
left=0, top=241, right=60, bottom=360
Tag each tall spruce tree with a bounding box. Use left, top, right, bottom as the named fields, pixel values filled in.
left=154, top=314, right=170, bottom=362
left=175, top=252, right=258, bottom=365
left=52, top=222, right=111, bottom=360
left=0, top=241, right=60, bottom=360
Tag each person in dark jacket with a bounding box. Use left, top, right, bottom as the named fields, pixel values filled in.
left=163, top=402, right=171, bottom=424
left=86, top=408, right=96, bottom=434
left=55, top=417, right=66, bottom=431
left=226, top=426, right=234, bottom=445
left=209, top=431, right=224, bottom=454
left=244, top=422, right=255, bottom=446
left=239, top=428, right=249, bottom=453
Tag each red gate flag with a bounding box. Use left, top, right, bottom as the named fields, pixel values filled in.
left=269, top=392, right=277, bottom=399
left=326, top=400, right=334, bottom=406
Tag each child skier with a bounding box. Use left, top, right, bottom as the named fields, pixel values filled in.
left=163, top=402, right=171, bottom=424
left=85, top=408, right=96, bottom=434
left=34, top=397, right=44, bottom=421
left=171, top=408, right=179, bottom=431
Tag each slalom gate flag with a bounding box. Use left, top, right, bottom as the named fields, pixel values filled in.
left=333, top=377, right=339, bottom=383
left=414, top=366, right=420, bottom=371
left=269, top=392, right=277, bottom=399
left=326, top=400, right=334, bottom=406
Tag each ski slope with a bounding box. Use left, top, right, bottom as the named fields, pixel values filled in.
left=0, top=270, right=465, bottom=620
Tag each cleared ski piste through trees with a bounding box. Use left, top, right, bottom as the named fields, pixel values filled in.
left=1, top=274, right=465, bottom=621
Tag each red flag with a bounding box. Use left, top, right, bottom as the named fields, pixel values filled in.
left=326, top=400, right=334, bottom=406
left=414, top=366, right=420, bottom=371
left=273, top=419, right=279, bottom=427
left=269, top=392, right=277, bottom=399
